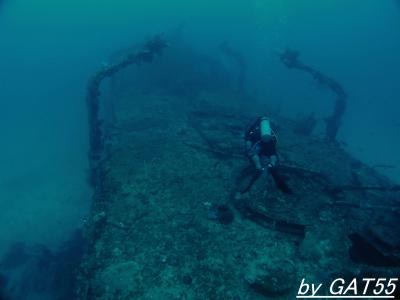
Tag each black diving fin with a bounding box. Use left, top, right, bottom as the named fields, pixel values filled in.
left=269, top=167, right=293, bottom=194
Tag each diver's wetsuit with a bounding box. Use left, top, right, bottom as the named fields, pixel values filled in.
left=240, top=117, right=291, bottom=194
left=245, top=116, right=278, bottom=166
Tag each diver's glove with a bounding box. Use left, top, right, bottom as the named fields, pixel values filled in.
left=256, top=165, right=266, bottom=173
left=255, top=167, right=265, bottom=176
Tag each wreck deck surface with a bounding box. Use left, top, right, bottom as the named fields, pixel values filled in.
left=78, top=91, right=400, bottom=300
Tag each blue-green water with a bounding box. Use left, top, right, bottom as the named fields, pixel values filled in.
left=0, top=1, right=399, bottom=299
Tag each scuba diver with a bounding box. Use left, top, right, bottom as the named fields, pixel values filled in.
left=236, top=116, right=292, bottom=198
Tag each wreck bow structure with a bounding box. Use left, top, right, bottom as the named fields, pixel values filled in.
left=77, top=40, right=400, bottom=300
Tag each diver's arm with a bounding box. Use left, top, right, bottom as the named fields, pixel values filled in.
left=268, top=155, right=278, bottom=168
left=245, top=140, right=263, bottom=170
left=245, top=140, right=252, bottom=153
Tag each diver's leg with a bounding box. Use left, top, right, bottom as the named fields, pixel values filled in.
left=235, top=145, right=263, bottom=199
left=237, top=170, right=262, bottom=195
left=251, top=154, right=263, bottom=171
left=236, top=155, right=263, bottom=198
left=267, top=156, right=292, bottom=194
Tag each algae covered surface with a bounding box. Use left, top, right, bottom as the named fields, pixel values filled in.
left=77, top=87, right=400, bottom=299
left=1, top=1, right=400, bottom=300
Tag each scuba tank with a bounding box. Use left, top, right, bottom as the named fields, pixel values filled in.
left=260, top=117, right=276, bottom=143
left=244, top=116, right=278, bottom=144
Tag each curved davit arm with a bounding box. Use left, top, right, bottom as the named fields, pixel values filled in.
left=280, top=48, right=347, bottom=142
left=86, top=35, right=168, bottom=185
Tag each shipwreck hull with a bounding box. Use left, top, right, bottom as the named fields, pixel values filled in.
left=77, top=89, right=400, bottom=299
